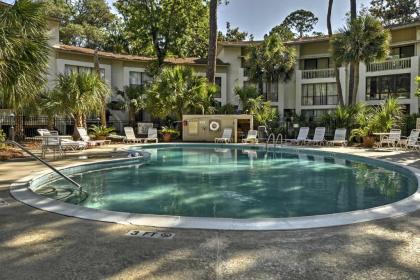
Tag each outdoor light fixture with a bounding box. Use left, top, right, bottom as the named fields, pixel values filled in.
left=9, top=113, right=15, bottom=142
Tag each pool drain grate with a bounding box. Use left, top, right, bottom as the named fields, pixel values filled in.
left=126, top=230, right=175, bottom=240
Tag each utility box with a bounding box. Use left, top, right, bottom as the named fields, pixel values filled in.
left=182, top=115, right=253, bottom=143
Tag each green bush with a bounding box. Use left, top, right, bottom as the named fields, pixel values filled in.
left=0, top=129, right=6, bottom=149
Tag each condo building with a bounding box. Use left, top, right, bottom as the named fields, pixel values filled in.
left=4, top=8, right=420, bottom=123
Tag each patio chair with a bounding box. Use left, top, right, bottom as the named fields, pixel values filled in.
left=380, top=129, right=401, bottom=148
left=285, top=127, right=309, bottom=145
left=327, top=128, right=348, bottom=147
left=77, top=127, right=105, bottom=147
left=41, top=135, right=64, bottom=159
left=305, top=127, right=326, bottom=146
left=124, top=127, right=143, bottom=143
left=399, top=129, right=420, bottom=150
left=140, top=128, right=159, bottom=143
left=242, top=130, right=258, bottom=144
left=215, top=128, right=233, bottom=143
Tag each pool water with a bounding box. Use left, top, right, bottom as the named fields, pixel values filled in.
left=36, top=146, right=418, bottom=219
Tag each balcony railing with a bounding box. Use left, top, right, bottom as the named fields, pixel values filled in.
left=302, top=69, right=335, bottom=79
left=367, top=58, right=411, bottom=72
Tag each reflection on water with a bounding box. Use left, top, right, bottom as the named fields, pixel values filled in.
left=38, top=147, right=418, bottom=219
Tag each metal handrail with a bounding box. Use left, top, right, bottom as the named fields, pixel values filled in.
left=266, top=133, right=275, bottom=150
left=274, top=133, right=283, bottom=148
left=4, top=141, right=82, bottom=194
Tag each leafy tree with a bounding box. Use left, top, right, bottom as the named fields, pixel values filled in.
left=369, top=0, right=420, bottom=25
left=146, top=66, right=217, bottom=120
left=245, top=33, right=296, bottom=99
left=218, top=22, right=252, bottom=42
left=0, top=0, right=50, bottom=140
left=281, top=9, right=319, bottom=38
left=115, top=0, right=209, bottom=68
left=267, top=24, right=295, bottom=41
left=46, top=0, right=116, bottom=49
left=327, top=0, right=344, bottom=105
left=416, top=76, right=420, bottom=97
left=331, top=15, right=390, bottom=105
left=52, top=72, right=111, bottom=130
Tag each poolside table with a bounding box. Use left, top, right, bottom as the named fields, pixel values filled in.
left=373, top=132, right=400, bottom=148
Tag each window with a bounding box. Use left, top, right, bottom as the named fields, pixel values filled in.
left=64, top=64, right=105, bottom=79
left=391, top=45, right=415, bottom=59
left=129, top=71, right=152, bottom=86
left=301, top=83, right=338, bottom=106
left=215, top=77, right=222, bottom=98
left=263, top=81, right=278, bottom=102
left=366, top=74, right=410, bottom=100
left=303, top=58, right=330, bottom=70
left=301, top=109, right=332, bottom=120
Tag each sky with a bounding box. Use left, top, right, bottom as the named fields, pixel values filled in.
left=4, top=0, right=372, bottom=39
left=217, top=0, right=372, bottom=39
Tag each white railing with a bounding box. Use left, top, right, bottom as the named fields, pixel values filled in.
left=367, top=58, right=411, bottom=72
left=302, top=69, right=335, bottom=79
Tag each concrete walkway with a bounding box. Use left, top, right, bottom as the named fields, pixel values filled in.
left=0, top=145, right=419, bottom=280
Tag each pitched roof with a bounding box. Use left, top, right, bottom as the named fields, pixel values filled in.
left=218, top=20, right=420, bottom=48
left=53, top=44, right=229, bottom=66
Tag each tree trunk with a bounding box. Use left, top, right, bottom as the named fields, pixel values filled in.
left=14, top=113, right=24, bottom=142
left=94, top=49, right=107, bottom=127
left=348, top=0, right=357, bottom=105
left=206, top=0, right=218, bottom=84
left=353, top=62, right=360, bottom=103
left=73, top=114, right=84, bottom=139
left=327, top=0, right=344, bottom=106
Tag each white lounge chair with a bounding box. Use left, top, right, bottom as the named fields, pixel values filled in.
left=215, top=128, right=232, bottom=143
left=305, top=127, right=326, bottom=145
left=380, top=129, right=401, bottom=148
left=124, top=127, right=143, bottom=143
left=140, top=128, right=158, bottom=143
left=285, top=127, right=309, bottom=145
left=399, top=129, right=420, bottom=149
left=76, top=127, right=105, bottom=147
left=242, top=130, right=258, bottom=144
left=327, top=128, right=348, bottom=146
left=38, top=128, right=86, bottom=150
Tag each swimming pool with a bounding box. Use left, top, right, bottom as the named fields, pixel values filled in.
left=28, top=144, right=418, bottom=224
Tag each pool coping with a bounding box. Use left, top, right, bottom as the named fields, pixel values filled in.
left=9, top=143, right=420, bottom=231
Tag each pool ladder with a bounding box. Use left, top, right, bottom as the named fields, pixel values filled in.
left=4, top=140, right=83, bottom=195
left=266, top=133, right=284, bottom=151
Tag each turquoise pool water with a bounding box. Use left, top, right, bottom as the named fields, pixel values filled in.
left=35, top=145, right=418, bottom=219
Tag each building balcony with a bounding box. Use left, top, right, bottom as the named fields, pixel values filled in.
left=301, top=69, right=335, bottom=80
left=367, top=57, right=411, bottom=72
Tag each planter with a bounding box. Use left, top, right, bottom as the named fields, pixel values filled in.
left=362, top=136, right=376, bottom=148
left=162, top=133, right=172, bottom=142
left=95, top=136, right=107, bottom=140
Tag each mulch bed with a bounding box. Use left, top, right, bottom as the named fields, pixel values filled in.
left=0, top=147, right=25, bottom=161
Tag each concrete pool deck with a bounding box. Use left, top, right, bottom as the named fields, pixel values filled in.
left=1, top=145, right=419, bottom=279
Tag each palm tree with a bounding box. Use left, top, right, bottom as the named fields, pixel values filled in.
left=0, top=0, right=50, bottom=140
left=146, top=66, right=216, bottom=120
left=348, top=0, right=357, bottom=104
left=120, top=85, right=147, bottom=125
left=206, top=0, right=218, bottom=84
left=327, top=0, right=344, bottom=105
left=331, top=15, right=390, bottom=105
left=234, top=85, right=259, bottom=112
left=245, top=33, right=296, bottom=100
left=53, top=72, right=111, bottom=132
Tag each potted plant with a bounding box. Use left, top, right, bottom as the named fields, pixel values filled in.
left=161, top=127, right=179, bottom=142
left=351, top=98, right=402, bottom=148
left=89, top=125, right=116, bottom=140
